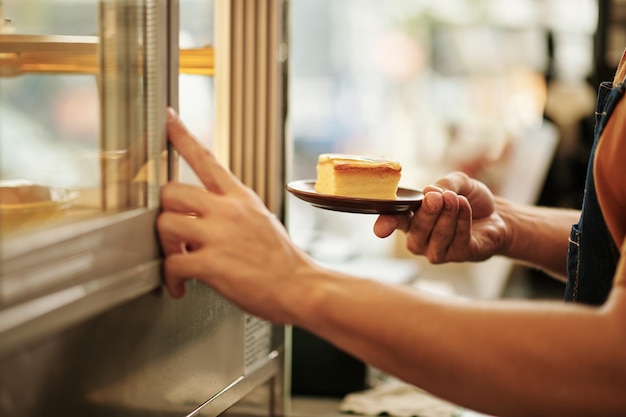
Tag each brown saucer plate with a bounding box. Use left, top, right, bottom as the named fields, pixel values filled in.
left=286, top=180, right=423, bottom=214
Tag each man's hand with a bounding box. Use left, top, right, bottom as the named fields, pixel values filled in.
left=157, top=108, right=312, bottom=323
left=374, top=172, right=509, bottom=263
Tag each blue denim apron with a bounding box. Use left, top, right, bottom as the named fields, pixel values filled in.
left=564, top=81, right=625, bottom=305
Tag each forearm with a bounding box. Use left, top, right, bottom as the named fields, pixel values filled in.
left=293, top=272, right=626, bottom=417
left=495, top=197, right=580, bottom=280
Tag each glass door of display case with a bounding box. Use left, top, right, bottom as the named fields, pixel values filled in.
left=0, top=0, right=173, bottom=353
left=0, top=1, right=288, bottom=416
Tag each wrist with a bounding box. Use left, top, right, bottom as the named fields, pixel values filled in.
left=281, top=260, right=333, bottom=327
left=491, top=197, right=578, bottom=278
left=493, top=196, right=520, bottom=259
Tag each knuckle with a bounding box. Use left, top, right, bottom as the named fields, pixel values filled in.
left=439, top=171, right=469, bottom=192
left=156, top=213, right=164, bottom=228
left=156, top=212, right=171, bottom=230
left=425, top=250, right=445, bottom=264
left=163, top=256, right=178, bottom=277
left=160, top=183, right=173, bottom=201
left=406, top=238, right=420, bottom=254
left=223, top=199, right=247, bottom=220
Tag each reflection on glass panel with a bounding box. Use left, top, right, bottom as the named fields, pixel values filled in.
left=0, top=1, right=99, bottom=236
left=0, top=0, right=154, bottom=236
left=178, top=0, right=215, bottom=184
left=180, top=0, right=214, bottom=76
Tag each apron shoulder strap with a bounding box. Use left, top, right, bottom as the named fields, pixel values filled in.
left=613, top=48, right=626, bottom=86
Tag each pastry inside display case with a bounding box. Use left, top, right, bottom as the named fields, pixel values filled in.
left=0, top=0, right=214, bottom=236
left=0, top=179, right=78, bottom=234
left=0, top=1, right=108, bottom=235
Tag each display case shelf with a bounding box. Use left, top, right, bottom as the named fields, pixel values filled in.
left=0, top=34, right=214, bottom=76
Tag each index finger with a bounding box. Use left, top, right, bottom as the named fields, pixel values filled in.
left=435, top=172, right=476, bottom=196
left=167, top=107, right=241, bottom=194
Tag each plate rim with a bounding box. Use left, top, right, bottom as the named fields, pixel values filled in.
left=285, top=179, right=423, bottom=214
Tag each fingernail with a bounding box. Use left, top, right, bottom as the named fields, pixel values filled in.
left=424, top=193, right=442, bottom=210
left=167, top=107, right=177, bottom=122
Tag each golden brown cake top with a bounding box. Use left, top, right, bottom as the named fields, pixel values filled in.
left=317, top=154, right=402, bottom=172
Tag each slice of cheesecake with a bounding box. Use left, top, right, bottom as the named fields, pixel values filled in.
left=315, top=154, right=401, bottom=200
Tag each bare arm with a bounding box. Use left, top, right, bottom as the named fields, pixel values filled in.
left=496, top=197, right=580, bottom=280
left=294, top=266, right=626, bottom=417
left=158, top=110, right=626, bottom=417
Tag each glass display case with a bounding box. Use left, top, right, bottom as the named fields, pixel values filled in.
left=0, top=0, right=288, bottom=416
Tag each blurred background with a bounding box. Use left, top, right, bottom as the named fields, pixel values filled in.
left=286, top=0, right=625, bottom=300
left=285, top=0, right=626, bottom=401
